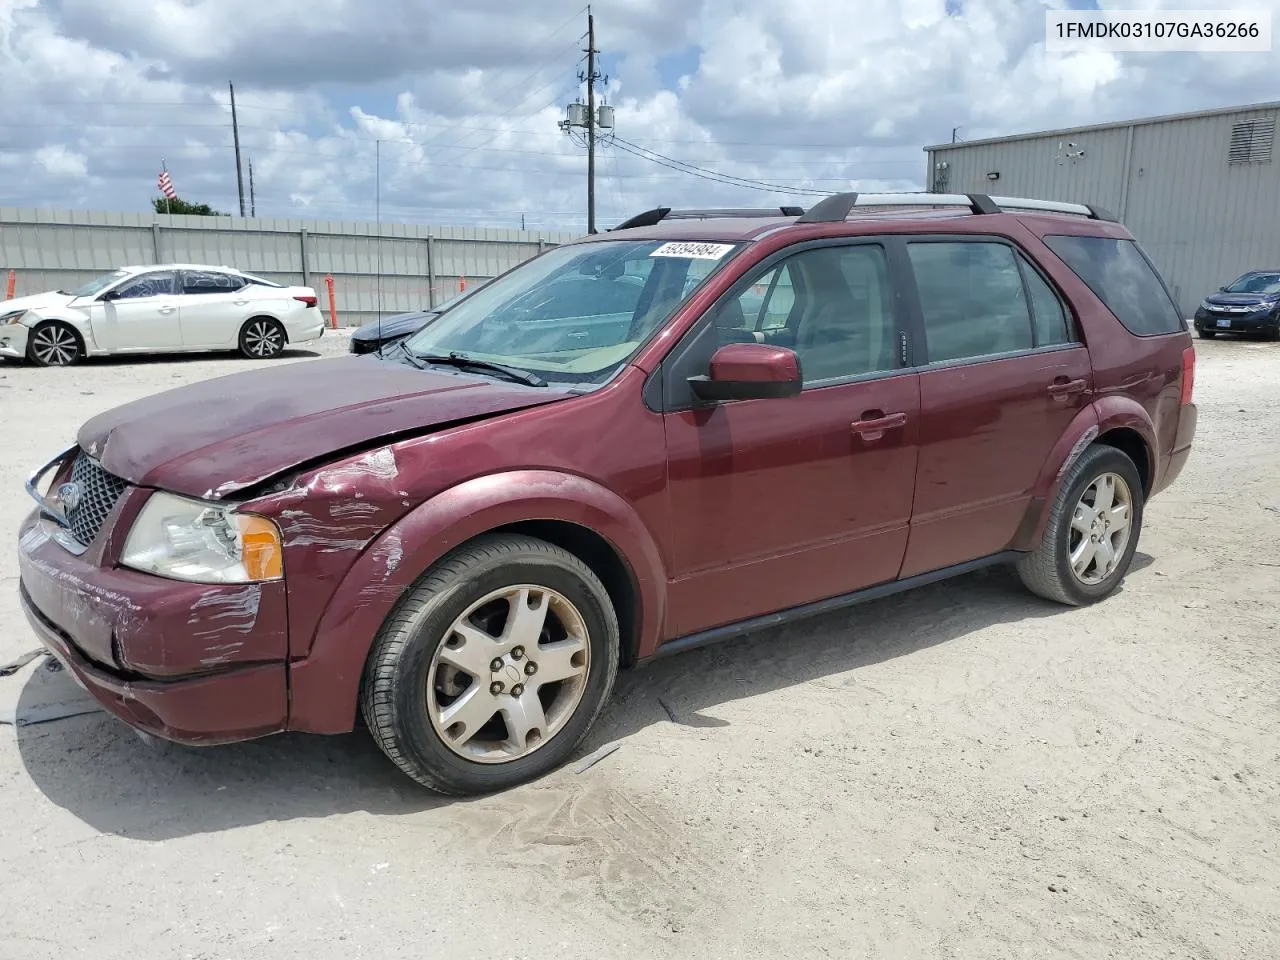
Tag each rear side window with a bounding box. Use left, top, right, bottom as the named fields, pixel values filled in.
left=1042, top=235, right=1183, bottom=336
left=182, top=270, right=246, bottom=294
left=907, top=241, right=1033, bottom=363
left=1017, top=255, right=1073, bottom=347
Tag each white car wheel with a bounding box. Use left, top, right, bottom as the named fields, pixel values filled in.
left=27, top=322, right=83, bottom=367
left=239, top=318, right=286, bottom=359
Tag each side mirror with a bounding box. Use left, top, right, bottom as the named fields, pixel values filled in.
left=100, top=289, right=121, bottom=301
left=688, top=342, right=803, bottom=403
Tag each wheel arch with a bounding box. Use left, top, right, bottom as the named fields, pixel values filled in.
left=25, top=313, right=89, bottom=360
left=1015, top=399, right=1157, bottom=551
left=286, top=469, right=667, bottom=735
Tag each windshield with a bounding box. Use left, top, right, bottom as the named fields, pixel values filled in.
left=70, top=269, right=130, bottom=298
left=401, top=239, right=741, bottom=383
left=1225, top=272, right=1280, bottom=295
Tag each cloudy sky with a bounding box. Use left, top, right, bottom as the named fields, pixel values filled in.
left=1, top=0, right=1277, bottom=231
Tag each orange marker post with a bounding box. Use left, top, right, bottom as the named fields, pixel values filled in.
left=325, top=275, right=337, bottom=329
left=4, top=270, right=14, bottom=301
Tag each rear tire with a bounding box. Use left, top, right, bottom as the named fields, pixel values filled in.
left=360, top=534, right=620, bottom=795
left=1016, top=444, right=1145, bottom=606
left=26, top=321, right=83, bottom=366
left=1197, top=329, right=1217, bottom=340
left=238, top=317, right=286, bottom=359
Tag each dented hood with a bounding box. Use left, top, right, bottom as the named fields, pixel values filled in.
left=78, top=354, right=570, bottom=499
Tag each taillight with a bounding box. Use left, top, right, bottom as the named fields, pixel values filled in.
left=294, top=295, right=318, bottom=308
left=1180, top=346, right=1195, bottom=405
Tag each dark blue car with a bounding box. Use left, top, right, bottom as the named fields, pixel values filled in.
left=349, top=287, right=482, bottom=354
left=1193, top=270, right=1280, bottom=340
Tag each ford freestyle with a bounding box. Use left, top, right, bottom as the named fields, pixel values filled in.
left=17, top=192, right=1198, bottom=795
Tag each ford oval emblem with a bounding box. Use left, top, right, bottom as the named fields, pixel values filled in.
left=56, top=481, right=82, bottom=513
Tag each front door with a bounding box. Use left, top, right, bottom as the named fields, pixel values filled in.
left=90, top=270, right=183, bottom=351
left=659, top=239, right=921, bottom=639
left=898, top=237, right=1095, bottom=577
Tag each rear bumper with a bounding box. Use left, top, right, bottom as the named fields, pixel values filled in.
left=283, top=311, right=326, bottom=345
left=1155, top=403, right=1197, bottom=495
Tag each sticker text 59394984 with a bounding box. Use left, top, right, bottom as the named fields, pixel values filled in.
left=649, top=241, right=736, bottom=261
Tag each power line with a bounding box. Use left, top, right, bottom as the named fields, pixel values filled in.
left=610, top=137, right=831, bottom=196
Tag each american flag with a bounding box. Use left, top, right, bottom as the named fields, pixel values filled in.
left=157, top=169, right=177, bottom=200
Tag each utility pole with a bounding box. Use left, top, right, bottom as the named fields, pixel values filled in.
left=558, top=8, right=612, bottom=233
left=248, top=157, right=256, bottom=216
left=230, top=82, right=246, bottom=217
left=585, top=7, right=597, bottom=234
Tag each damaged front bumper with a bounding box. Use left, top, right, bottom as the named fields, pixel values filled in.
left=16, top=508, right=290, bottom=745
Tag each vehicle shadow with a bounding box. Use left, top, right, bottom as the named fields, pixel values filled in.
left=79, top=348, right=322, bottom=366
left=14, top=556, right=1150, bottom=841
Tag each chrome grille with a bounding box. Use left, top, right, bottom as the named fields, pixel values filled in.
left=65, top=451, right=128, bottom=547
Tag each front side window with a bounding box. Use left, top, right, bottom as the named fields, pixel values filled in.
left=113, top=271, right=178, bottom=299
left=710, top=244, right=897, bottom=384
left=1042, top=235, right=1183, bottom=336
left=908, top=241, right=1033, bottom=363
left=402, top=239, right=742, bottom=384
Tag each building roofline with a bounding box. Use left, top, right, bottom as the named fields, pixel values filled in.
left=922, top=98, right=1280, bottom=152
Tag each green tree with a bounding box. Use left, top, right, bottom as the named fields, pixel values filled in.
left=152, top=196, right=229, bottom=216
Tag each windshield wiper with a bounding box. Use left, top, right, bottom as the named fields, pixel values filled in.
left=411, top=350, right=547, bottom=387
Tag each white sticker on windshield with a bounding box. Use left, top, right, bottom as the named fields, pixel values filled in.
left=649, top=241, right=735, bottom=261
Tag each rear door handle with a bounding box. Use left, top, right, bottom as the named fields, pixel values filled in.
left=851, top=411, right=908, bottom=441
left=234, top=299, right=249, bottom=306
left=1047, top=377, right=1088, bottom=399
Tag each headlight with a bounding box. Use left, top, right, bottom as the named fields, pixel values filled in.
left=121, top=491, right=283, bottom=583
left=1, top=309, right=27, bottom=325
left=1199, top=300, right=1215, bottom=311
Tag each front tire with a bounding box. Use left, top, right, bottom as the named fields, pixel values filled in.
left=360, top=534, right=620, bottom=795
left=26, top=321, right=83, bottom=366
left=238, top=317, right=286, bottom=359
left=1016, top=444, right=1145, bottom=606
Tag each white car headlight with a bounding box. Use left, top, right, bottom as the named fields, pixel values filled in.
left=1, top=309, right=27, bottom=326
left=121, top=491, right=284, bottom=583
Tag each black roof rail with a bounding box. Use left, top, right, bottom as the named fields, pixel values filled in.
left=610, top=206, right=804, bottom=231
left=795, top=191, right=1116, bottom=223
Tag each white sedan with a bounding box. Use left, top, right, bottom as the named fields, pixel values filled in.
left=0, top=263, right=325, bottom=366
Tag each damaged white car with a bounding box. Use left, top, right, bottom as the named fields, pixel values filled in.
left=0, top=263, right=325, bottom=366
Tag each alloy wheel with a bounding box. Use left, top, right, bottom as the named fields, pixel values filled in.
left=1068, top=471, right=1133, bottom=585
left=244, top=320, right=283, bottom=357
left=30, top=325, right=79, bottom=365
left=427, top=585, right=591, bottom=764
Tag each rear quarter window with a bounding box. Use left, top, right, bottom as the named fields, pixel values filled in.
left=1042, top=235, right=1184, bottom=336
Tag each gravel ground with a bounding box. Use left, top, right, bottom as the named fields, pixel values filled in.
left=1, top=333, right=1277, bottom=960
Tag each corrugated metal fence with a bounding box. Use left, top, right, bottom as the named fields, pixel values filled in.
left=0, top=209, right=580, bottom=327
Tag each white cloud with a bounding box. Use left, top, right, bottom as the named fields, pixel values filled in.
left=0, top=0, right=1277, bottom=228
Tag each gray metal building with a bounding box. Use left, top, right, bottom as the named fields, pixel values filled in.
left=923, top=100, right=1279, bottom=314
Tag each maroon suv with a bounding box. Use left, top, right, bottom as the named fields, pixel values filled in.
left=18, top=192, right=1197, bottom=794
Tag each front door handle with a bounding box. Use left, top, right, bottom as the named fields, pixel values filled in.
left=851, top=411, right=908, bottom=441
left=158, top=305, right=176, bottom=315
left=1047, top=377, right=1088, bottom=400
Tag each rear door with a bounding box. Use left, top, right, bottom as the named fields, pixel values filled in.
left=898, top=236, right=1093, bottom=577
left=177, top=270, right=253, bottom=347
left=660, top=239, right=921, bottom=637
left=90, top=270, right=183, bottom=351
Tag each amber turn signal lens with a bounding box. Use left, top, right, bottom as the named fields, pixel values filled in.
left=238, top=515, right=284, bottom=580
